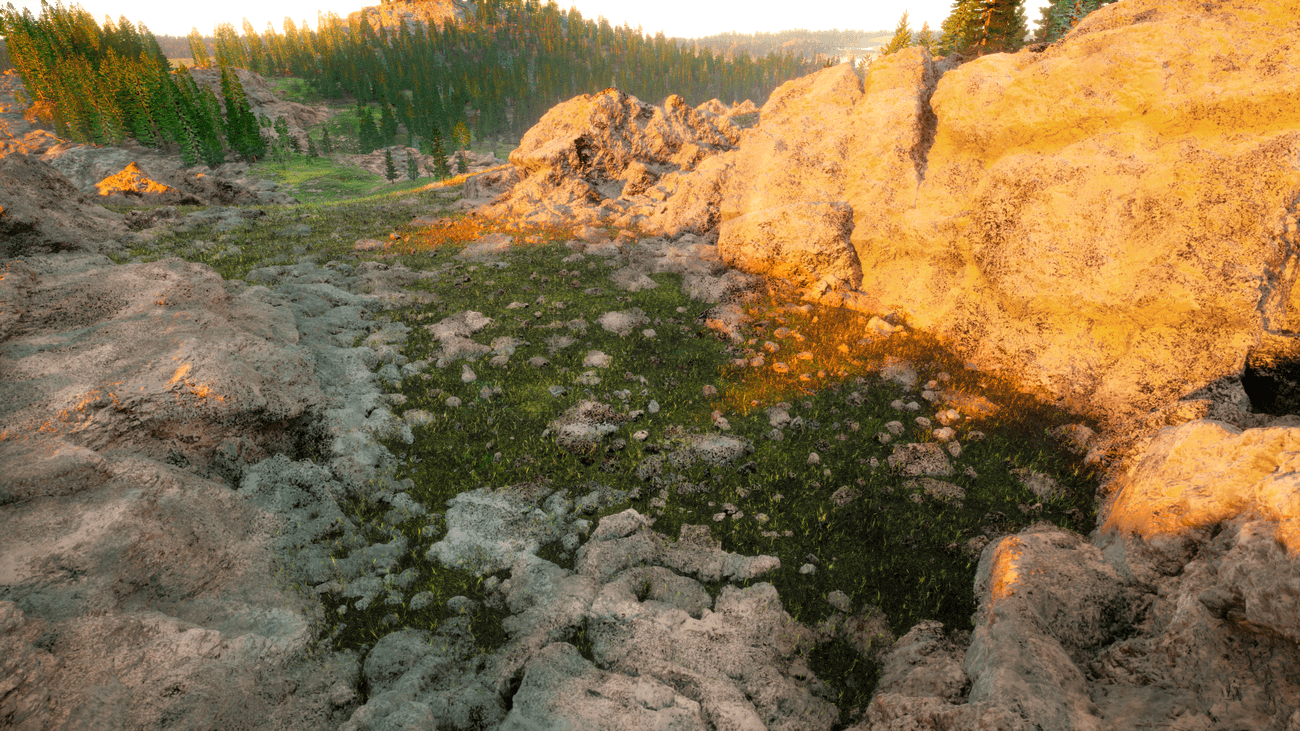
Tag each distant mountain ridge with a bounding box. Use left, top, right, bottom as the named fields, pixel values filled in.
left=670, top=28, right=895, bottom=63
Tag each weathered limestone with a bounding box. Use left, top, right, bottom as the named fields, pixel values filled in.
left=478, top=88, right=741, bottom=228
left=846, top=0, right=1300, bottom=434
left=717, top=201, right=861, bottom=290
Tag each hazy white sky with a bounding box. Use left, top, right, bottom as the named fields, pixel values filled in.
left=4, top=0, right=1053, bottom=40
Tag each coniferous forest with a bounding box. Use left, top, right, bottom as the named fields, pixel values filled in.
left=0, top=0, right=819, bottom=167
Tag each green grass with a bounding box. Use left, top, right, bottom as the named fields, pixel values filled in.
left=108, top=176, right=1102, bottom=726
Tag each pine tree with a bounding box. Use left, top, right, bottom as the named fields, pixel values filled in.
left=883, top=11, right=914, bottom=55
left=384, top=148, right=398, bottom=181
left=938, top=0, right=983, bottom=56
left=406, top=152, right=419, bottom=180
left=452, top=120, right=470, bottom=152
left=272, top=115, right=300, bottom=153
left=380, top=102, right=398, bottom=146
left=187, top=27, right=211, bottom=68
left=915, top=22, right=937, bottom=53
left=359, top=105, right=381, bottom=153
left=429, top=126, right=451, bottom=179
left=322, top=127, right=334, bottom=154
left=172, top=65, right=224, bottom=167
left=307, top=135, right=319, bottom=161
left=973, top=0, right=1029, bottom=55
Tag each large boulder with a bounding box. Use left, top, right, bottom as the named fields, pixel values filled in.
left=863, top=473, right=1300, bottom=730
left=717, top=201, right=861, bottom=290
left=40, top=140, right=294, bottom=207
left=748, top=0, right=1300, bottom=435
left=479, top=89, right=741, bottom=229
left=93, top=160, right=203, bottom=206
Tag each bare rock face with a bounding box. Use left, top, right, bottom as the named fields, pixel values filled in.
left=347, top=0, right=472, bottom=35
left=717, top=201, right=861, bottom=290
left=844, top=0, right=1300, bottom=435
left=0, top=153, right=131, bottom=260
left=718, top=53, right=933, bottom=224
left=0, top=253, right=351, bottom=729
left=479, top=89, right=741, bottom=229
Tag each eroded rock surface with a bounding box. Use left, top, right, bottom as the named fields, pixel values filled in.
left=0, top=153, right=131, bottom=260
left=479, top=88, right=743, bottom=230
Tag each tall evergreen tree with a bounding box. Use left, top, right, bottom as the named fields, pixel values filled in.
left=187, top=27, right=212, bottom=68
left=173, top=64, right=225, bottom=167
left=358, top=105, right=382, bottom=153
left=384, top=148, right=398, bottom=181
left=380, top=102, right=398, bottom=146
left=428, top=126, right=451, bottom=179
left=972, top=0, right=1029, bottom=55
left=883, top=11, right=914, bottom=55
left=938, top=0, right=983, bottom=56
left=915, top=22, right=937, bottom=53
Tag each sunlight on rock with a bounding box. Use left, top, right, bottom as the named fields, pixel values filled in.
left=95, top=162, right=177, bottom=196
left=987, top=537, right=1023, bottom=602
left=1099, top=420, right=1300, bottom=553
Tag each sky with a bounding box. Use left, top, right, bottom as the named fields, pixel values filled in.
left=4, top=0, right=1053, bottom=40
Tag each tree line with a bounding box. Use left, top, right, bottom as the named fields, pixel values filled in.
left=0, top=2, right=265, bottom=167
left=878, top=0, right=1118, bottom=59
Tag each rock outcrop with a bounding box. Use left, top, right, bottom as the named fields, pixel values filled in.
left=0, top=153, right=132, bottom=260
left=346, top=0, right=473, bottom=35
left=478, top=89, right=742, bottom=229
left=479, top=0, right=1300, bottom=441
left=461, top=2, right=1300, bottom=727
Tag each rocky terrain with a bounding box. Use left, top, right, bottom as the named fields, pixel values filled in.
left=3, top=0, right=1300, bottom=729
left=346, top=0, right=474, bottom=35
